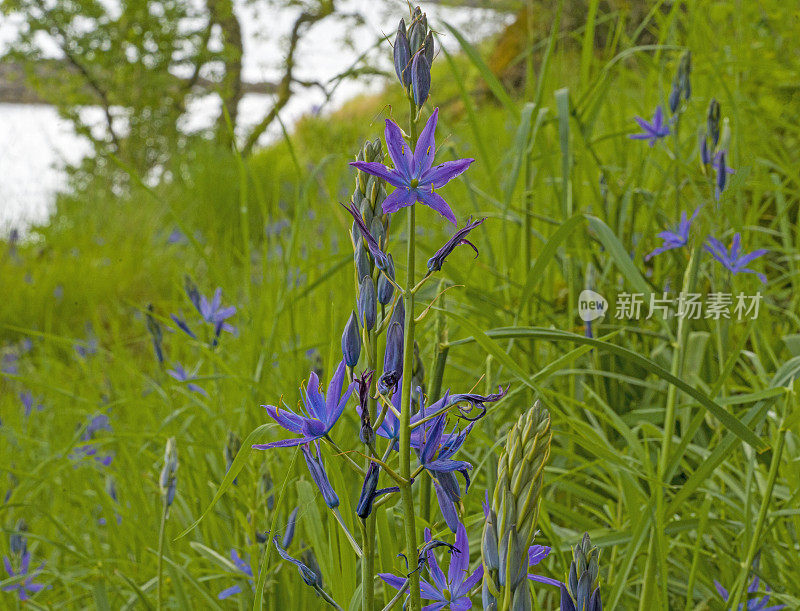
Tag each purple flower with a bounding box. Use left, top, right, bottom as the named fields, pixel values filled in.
left=705, top=233, right=768, bottom=283
left=427, top=217, right=486, bottom=272
left=72, top=414, right=113, bottom=466
left=714, top=576, right=785, bottom=610
left=645, top=207, right=700, bottom=261
left=19, top=391, right=43, bottom=417
left=172, top=284, right=236, bottom=341
left=167, top=363, right=208, bottom=396
left=2, top=552, right=45, bottom=601
left=629, top=105, right=670, bottom=146
left=218, top=549, right=254, bottom=599
left=356, top=463, right=399, bottom=519
left=349, top=108, right=474, bottom=225
left=2, top=352, right=19, bottom=375
left=254, top=360, right=355, bottom=449
left=380, top=523, right=482, bottom=610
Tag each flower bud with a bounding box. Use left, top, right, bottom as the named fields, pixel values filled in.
left=370, top=216, right=385, bottom=249
left=359, top=194, right=374, bottom=227
left=356, top=463, right=380, bottom=519
left=393, top=19, right=412, bottom=88
left=668, top=84, right=681, bottom=115
left=390, top=296, right=405, bottom=329
left=707, top=98, right=721, bottom=147
left=377, top=254, right=395, bottom=305
left=409, top=14, right=426, bottom=53
left=424, top=31, right=434, bottom=67
left=699, top=133, right=711, bottom=165
left=341, top=311, right=361, bottom=368
left=358, top=276, right=377, bottom=331
left=159, top=437, right=178, bottom=508
left=412, top=53, right=431, bottom=107
left=355, top=238, right=371, bottom=281
left=9, top=519, right=27, bottom=556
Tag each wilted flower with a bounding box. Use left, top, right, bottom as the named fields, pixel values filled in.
left=629, top=105, right=670, bottom=146
left=380, top=524, right=482, bottom=609
left=446, top=385, right=507, bottom=421
left=714, top=575, right=785, bottom=610
left=273, top=537, right=322, bottom=588
left=705, top=233, right=768, bottom=283
left=167, top=363, right=207, bottom=396
left=645, top=207, right=700, bottom=261
left=427, top=217, right=486, bottom=272
left=349, top=108, right=474, bottom=225
left=254, top=360, right=355, bottom=449
left=378, top=322, right=404, bottom=395
left=2, top=551, right=44, bottom=601
left=343, top=202, right=390, bottom=271
left=300, top=442, right=339, bottom=509
left=355, top=463, right=399, bottom=519
left=217, top=549, right=254, bottom=600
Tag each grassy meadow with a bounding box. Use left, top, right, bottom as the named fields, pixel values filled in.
left=2, top=1, right=800, bottom=609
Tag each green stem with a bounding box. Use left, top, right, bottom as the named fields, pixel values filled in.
left=156, top=499, right=168, bottom=610
left=362, top=322, right=379, bottom=611
left=398, top=202, right=420, bottom=611
left=727, top=414, right=787, bottom=609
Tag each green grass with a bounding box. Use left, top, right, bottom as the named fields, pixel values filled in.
left=2, top=1, right=800, bottom=609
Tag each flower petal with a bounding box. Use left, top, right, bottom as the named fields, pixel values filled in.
left=218, top=584, right=243, bottom=599
left=379, top=573, right=407, bottom=591
left=349, top=161, right=405, bottom=188
left=448, top=522, right=469, bottom=589
left=413, top=108, right=438, bottom=176
left=424, top=528, right=447, bottom=592
left=324, top=360, right=347, bottom=426
left=264, top=405, right=306, bottom=435
left=382, top=187, right=419, bottom=215
left=252, top=436, right=317, bottom=450
left=421, top=158, right=474, bottom=189
left=418, top=190, right=457, bottom=225
left=385, top=119, right=415, bottom=181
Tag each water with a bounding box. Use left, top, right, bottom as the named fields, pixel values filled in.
left=0, top=3, right=509, bottom=233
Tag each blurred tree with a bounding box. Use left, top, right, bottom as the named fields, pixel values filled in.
left=0, top=0, right=341, bottom=174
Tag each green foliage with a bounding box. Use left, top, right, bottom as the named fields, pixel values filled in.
left=2, top=0, right=800, bottom=609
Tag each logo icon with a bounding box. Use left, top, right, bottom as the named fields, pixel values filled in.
left=578, top=290, right=608, bottom=322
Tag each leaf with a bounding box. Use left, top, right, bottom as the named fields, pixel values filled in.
left=450, top=326, right=768, bottom=451
left=175, top=423, right=276, bottom=540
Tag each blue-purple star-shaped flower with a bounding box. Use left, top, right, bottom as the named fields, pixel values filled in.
left=349, top=108, right=474, bottom=224
left=380, top=523, right=482, bottom=610
left=2, top=552, right=45, bottom=601
left=645, top=207, right=700, bottom=261
left=217, top=549, right=253, bottom=600
left=629, top=105, right=670, bottom=146
left=705, top=233, right=768, bottom=284
left=714, top=576, right=785, bottom=610
left=253, top=360, right=355, bottom=449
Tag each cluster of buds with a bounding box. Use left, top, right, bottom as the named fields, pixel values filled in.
left=559, top=533, right=603, bottom=611
left=699, top=98, right=732, bottom=199
left=482, top=402, right=551, bottom=610
left=394, top=6, right=434, bottom=108
left=668, top=50, right=692, bottom=114
left=159, top=437, right=178, bottom=512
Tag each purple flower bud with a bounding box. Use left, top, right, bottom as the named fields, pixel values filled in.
left=393, top=19, right=412, bottom=88
left=424, top=31, right=434, bottom=67
left=409, top=13, right=426, bottom=53
left=699, top=133, right=711, bottom=165
left=377, top=254, right=395, bottom=305
left=412, top=53, right=431, bottom=107
left=358, top=276, right=377, bottom=331
left=282, top=507, right=298, bottom=549
left=355, top=238, right=371, bottom=281
left=668, top=84, right=681, bottom=114
left=9, top=519, right=27, bottom=556
left=301, top=443, right=339, bottom=508
left=378, top=322, right=403, bottom=395
left=715, top=150, right=727, bottom=200
left=707, top=98, right=721, bottom=147
left=342, top=312, right=361, bottom=368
